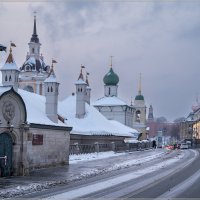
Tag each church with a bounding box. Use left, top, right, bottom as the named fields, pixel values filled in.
left=0, top=44, right=72, bottom=177
left=93, top=64, right=147, bottom=139
left=0, top=15, right=148, bottom=177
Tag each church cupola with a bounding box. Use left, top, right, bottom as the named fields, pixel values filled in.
left=75, top=66, right=87, bottom=118
left=134, top=73, right=146, bottom=123
left=1, top=43, right=19, bottom=91
left=104, top=56, right=119, bottom=97
left=44, top=60, right=59, bottom=123
left=135, top=73, right=144, bottom=101
left=85, top=72, right=91, bottom=105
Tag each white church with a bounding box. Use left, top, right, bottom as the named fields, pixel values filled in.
left=0, top=15, right=147, bottom=177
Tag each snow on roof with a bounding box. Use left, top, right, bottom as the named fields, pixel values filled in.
left=75, top=79, right=86, bottom=85
left=1, top=61, right=19, bottom=71
left=93, top=96, right=127, bottom=106
left=25, top=56, right=36, bottom=65
left=58, top=95, right=138, bottom=137
left=44, top=74, right=58, bottom=83
left=18, top=89, right=65, bottom=127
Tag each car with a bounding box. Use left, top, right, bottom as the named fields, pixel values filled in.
left=180, top=143, right=189, bottom=149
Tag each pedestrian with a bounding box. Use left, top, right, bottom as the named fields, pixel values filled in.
left=152, top=140, right=157, bottom=149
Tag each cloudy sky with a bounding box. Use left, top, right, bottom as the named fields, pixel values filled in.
left=1, top=1, right=200, bottom=122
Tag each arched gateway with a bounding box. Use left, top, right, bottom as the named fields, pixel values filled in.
left=0, top=133, right=13, bottom=177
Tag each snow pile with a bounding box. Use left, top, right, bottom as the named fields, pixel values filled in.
left=58, top=95, right=138, bottom=137
left=70, top=151, right=126, bottom=164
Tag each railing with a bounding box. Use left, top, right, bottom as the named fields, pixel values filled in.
left=70, top=142, right=152, bottom=155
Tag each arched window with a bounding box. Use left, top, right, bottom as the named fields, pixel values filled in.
left=81, top=88, right=82, bottom=92
left=136, top=110, right=141, bottom=123
left=47, top=87, right=50, bottom=92
left=9, top=75, right=11, bottom=81
left=32, top=48, right=34, bottom=53
left=51, top=86, right=53, bottom=92
left=109, top=87, right=111, bottom=95
left=5, top=75, right=7, bottom=81
left=78, top=88, right=80, bottom=92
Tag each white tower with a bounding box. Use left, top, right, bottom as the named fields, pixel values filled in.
left=44, top=61, right=59, bottom=123
left=75, top=66, right=87, bottom=118
left=85, top=72, right=91, bottom=105
left=1, top=44, right=19, bottom=92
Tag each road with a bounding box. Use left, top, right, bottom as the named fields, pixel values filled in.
left=21, top=149, right=200, bottom=199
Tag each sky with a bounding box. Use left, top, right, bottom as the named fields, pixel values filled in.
left=1, top=1, right=200, bottom=122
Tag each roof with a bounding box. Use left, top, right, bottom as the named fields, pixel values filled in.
left=93, top=96, right=127, bottom=106
left=103, top=67, right=119, bottom=86
left=18, top=89, right=66, bottom=127
left=21, top=56, right=49, bottom=73
left=135, top=94, right=144, bottom=101
left=58, top=95, right=138, bottom=137
left=1, top=49, right=19, bottom=71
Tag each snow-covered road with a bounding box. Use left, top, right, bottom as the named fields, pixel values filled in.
left=1, top=149, right=193, bottom=199
left=45, top=150, right=197, bottom=199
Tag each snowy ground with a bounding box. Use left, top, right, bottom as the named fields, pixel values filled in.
left=0, top=149, right=181, bottom=198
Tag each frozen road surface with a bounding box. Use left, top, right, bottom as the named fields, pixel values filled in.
left=40, top=149, right=199, bottom=199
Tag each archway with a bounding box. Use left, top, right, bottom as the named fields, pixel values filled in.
left=0, top=133, right=13, bottom=177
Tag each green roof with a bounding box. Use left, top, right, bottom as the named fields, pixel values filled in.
left=103, top=68, right=119, bottom=86
left=135, top=94, right=144, bottom=101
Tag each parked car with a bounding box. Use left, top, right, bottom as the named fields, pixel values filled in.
left=180, top=143, right=189, bottom=149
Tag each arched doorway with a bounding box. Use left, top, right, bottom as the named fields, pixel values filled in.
left=0, top=133, right=13, bottom=177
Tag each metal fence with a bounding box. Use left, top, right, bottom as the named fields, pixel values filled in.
left=70, top=141, right=152, bottom=155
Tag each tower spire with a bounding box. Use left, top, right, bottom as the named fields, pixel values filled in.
left=110, top=56, right=113, bottom=68
left=30, top=11, right=39, bottom=43
left=138, top=73, right=142, bottom=95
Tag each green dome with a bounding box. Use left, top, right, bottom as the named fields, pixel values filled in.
left=135, top=94, right=144, bottom=101
left=103, top=68, right=119, bottom=85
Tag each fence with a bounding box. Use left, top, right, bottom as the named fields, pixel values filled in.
left=69, top=141, right=152, bottom=155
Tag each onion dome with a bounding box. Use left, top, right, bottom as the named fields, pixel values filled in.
left=103, top=67, right=119, bottom=86
left=135, top=94, right=144, bottom=101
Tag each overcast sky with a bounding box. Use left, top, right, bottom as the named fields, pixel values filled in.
left=1, top=1, right=200, bottom=122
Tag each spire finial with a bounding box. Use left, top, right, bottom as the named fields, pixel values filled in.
left=78, top=65, right=85, bottom=80
left=48, top=59, right=57, bottom=77
left=33, top=11, right=37, bottom=35
left=30, top=11, right=39, bottom=43
left=5, top=42, right=16, bottom=63
left=138, top=73, right=142, bottom=95
left=109, top=56, right=113, bottom=68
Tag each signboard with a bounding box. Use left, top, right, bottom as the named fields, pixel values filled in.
left=32, top=134, right=43, bottom=145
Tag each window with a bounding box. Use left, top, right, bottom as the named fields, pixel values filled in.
left=32, top=48, right=34, bottom=53
left=136, top=110, right=141, bottom=123
left=109, top=87, right=111, bottom=95
left=5, top=75, right=7, bottom=81
left=51, top=86, right=53, bottom=92
left=9, top=75, right=11, bottom=81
